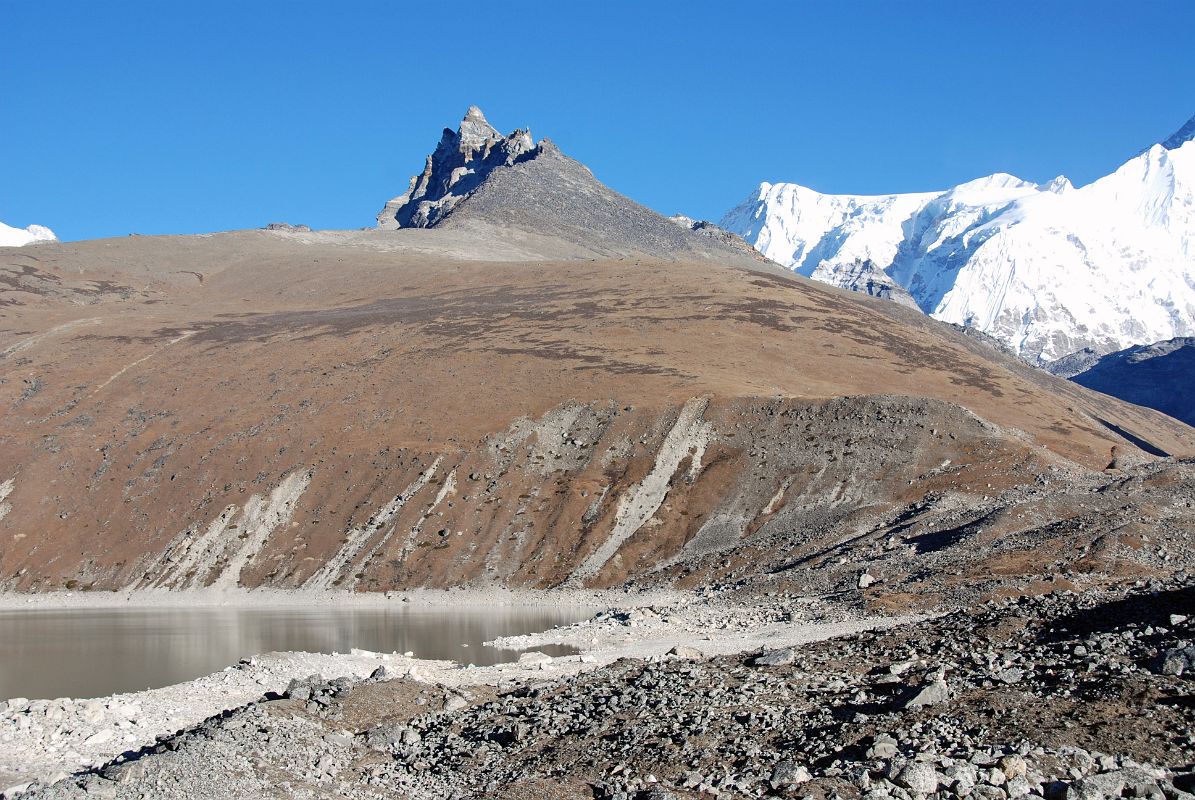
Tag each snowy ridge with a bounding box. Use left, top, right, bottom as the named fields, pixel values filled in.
left=722, top=117, right=1195, bottom=363
left=0, top=221, right=56, bottom=247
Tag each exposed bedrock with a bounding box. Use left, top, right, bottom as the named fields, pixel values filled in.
left=375, top=106, right=536, bottom=230
left=3, top=393, right=1189, bottom=600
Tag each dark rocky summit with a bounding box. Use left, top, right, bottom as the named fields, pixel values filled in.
left=376, top=106, right=536, bottom=229
left=1044, top=348, right=1104, bottom=380
left=376, top=107, right=757, bottom=260
left=1161, top=113, right=1195, bottom=151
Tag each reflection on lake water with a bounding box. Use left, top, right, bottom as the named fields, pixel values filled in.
left=0, top=604, right=587, bottom=700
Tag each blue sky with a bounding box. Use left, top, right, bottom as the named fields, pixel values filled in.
left=3, top=1, right=1194, bottom=241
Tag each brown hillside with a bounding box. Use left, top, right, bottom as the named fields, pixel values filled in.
left=1, top=227, right=1192, bottom=596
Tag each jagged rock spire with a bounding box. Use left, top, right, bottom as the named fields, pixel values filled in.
left=457, top=105, right=500, bottom=149
left=376, top=107, right=537, bottom=229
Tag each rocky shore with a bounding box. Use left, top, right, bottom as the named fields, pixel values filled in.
left=4, top=578, right=1192, bottom=799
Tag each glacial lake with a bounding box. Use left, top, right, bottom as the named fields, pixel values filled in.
left=0, top=604, right=589, bottom=700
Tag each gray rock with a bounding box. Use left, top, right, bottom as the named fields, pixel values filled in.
left=895, top=762, right=940, bottom=794
left=982, top=766, right=1007, bottom=786
left=444, top=693, right=470, bottom=712
left=640, top=787, right=676, bottom=800
left=323, top=731, right=353, bottom=748
left=868, top=734, right=899, bottom=759
left=1069, top=771, right=1127, bottom=800
left=996, top=667, right=1025, bottom=684
left=999, top=755, right=1028, bottom=779
left=902, top=679, right=950, bottom=709
left=667, top=645, right=704, bottom=659
left=364, top=728, right=397, bottom=749
left=944, top=763, right=978, bottom=793
left=1005, top=775, right=1032, bottom=797
left=1160, top=646, right=1195, bottom=676
left=752, top=648, right=796, bottom=667
left=972, top=786, right=1010, bottom=800
left=769, top=760, right=811, bottom=788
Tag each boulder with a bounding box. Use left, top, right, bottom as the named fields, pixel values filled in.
left=902, top=679, right=950, bottom=709
left=752, top=648, right=796, bottom=667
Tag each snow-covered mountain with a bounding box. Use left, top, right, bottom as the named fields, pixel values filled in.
left=722, top=115, right=1195, bottom=363
left=0, top=221, right=56, bottom=247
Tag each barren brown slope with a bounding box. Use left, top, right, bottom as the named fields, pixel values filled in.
left=1, top=227, right=1192, bottom=595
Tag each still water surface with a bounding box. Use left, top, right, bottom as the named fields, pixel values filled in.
left=0, top=605, right=587, bottom=700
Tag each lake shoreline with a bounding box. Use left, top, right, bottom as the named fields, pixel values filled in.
left=0, top=588, right=906, bottom=792
left=0, top=586, right=666, bottom=612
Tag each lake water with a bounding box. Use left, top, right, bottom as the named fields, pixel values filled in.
left=0, top=604, right=588, bottom=700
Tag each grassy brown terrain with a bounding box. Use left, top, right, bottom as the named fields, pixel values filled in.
left=2, top=226, right=1193, bottom=595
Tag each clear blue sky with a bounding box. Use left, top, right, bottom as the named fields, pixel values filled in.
left=3, top=1, right=1194, bottom=241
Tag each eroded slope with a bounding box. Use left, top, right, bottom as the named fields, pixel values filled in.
left=1, top=231, right=1193, bottom=594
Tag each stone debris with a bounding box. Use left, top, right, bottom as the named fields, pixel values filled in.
left=11, top=577, right=1193, bottom=799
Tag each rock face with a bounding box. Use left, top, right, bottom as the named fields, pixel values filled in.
left=722, top=114, right=1195, bottom=364
left=376, top=106, right=535, bottom=229
left=1062, top=337, right=1195, bottom=427
left=809, top=257, right=918, bottom=309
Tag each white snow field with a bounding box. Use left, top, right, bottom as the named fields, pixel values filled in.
left=723, top=115, right=1195, bottom=363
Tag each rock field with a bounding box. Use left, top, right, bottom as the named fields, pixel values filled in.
left=3, top=577, right=1191, bottom=799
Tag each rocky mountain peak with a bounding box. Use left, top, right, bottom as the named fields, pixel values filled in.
left=376, top=106, right=538, bottom=229
left=457, top=105, right=502, bottom=150
left=372, top=110, right=762, bottom=262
